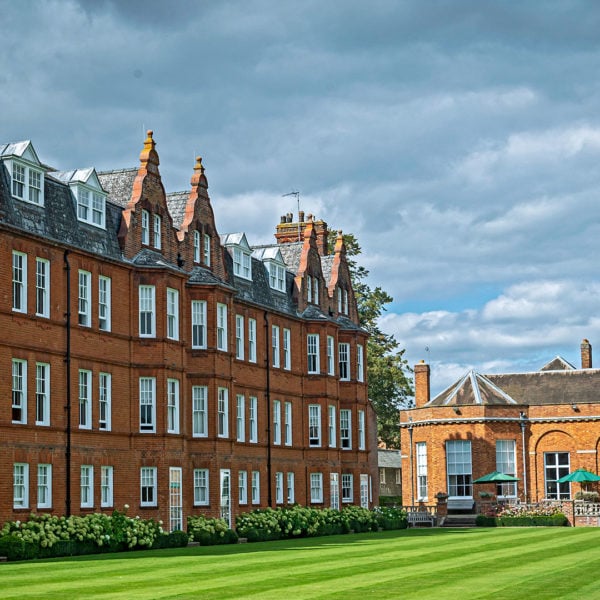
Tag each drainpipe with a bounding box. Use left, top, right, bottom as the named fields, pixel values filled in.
left=408, top=417, right=415, bottom=506
left=519, top=412, right=528, bottom=502
left=63, top=250, right=72, bottom=517
left=264, top=312, right=272, bottom=506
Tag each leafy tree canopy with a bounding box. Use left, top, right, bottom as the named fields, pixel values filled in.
left=329, top=231, right=413, bottom=448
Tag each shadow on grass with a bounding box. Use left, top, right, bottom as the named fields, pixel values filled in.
left=14, top=527, right=484, bottom=565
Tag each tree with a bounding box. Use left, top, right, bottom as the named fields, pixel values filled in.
left=329, top=232, right=413, bottom=448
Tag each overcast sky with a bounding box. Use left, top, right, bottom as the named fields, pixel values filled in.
left=3, top=0, right=600, bottom=394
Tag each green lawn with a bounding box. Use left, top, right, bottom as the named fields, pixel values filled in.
left=2, top=528, right=600, bottom=599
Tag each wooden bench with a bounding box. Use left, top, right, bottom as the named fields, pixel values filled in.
left=407, top=511, right=435, bottom=527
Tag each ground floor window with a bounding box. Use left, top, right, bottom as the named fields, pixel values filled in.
left=330, top=473, right=339, bottom=509
left=496, top=440, right=517, bottom=497
left=360, top=474, right=369, bottom=508
left=416, top=442, right=428, bottom=501
left=544, top=452, right=570, bottom=499
left=446, top=440, right=472, bottom=498
left=311, top=473, right=323, bottom=503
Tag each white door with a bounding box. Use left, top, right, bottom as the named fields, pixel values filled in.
left=169, top=467, right=183, bottom=532
left=220, top=469, right=231, bottom=527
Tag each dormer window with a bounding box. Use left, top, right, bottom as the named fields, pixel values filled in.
left=203, top=233, right=211, bottom=266
left=337, top=287, right=349, bottom=314
left=76, top=187, right=106, bottom=228
left=313, top=277, right=319, bottom=305
left=10, top=161, right=44, bottom=206
left=222, top=233, right=252, bottom=280
left=307, top=276, right=312, bottom=301
left=269, top=262, right=286, bottom=292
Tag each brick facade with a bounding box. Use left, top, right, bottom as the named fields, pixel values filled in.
left=401, top=344, right=600, bottom=513
left=0, top=134, right=376, bottom=529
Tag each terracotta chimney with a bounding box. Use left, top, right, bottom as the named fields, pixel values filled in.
left=414, top=360, right=430, bottom=408
left=581, top=339, right=592, bottom=369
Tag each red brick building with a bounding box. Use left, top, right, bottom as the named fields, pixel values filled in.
left=0, top=133, right=377, bottom=530
left=401, top=340, right=600, bottom=510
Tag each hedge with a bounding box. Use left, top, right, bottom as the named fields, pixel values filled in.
left=476, top=514, right=569, bottom=527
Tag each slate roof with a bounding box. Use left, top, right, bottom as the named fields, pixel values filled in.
left=378, top=449, right=401, bottom=469
left=0, top=162, right=122, bottom=260
left=166, top=191, right=188, bottom=229
left=277, top=241, right=303, bottom=272
left=97, top=169, right=137, bottom=207
left=427, top=359, right=600, bottom=407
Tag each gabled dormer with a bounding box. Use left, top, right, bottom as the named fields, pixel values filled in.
left=52, top=168, right=107, bottom=229
left=252, top=247, right=287, bottom=292
left=295, top=217, right=325, bottom=311
left=327, top=230, right=358, bottom=322
left=221, top=232, right=252, bottom=280
left=0, top=141, right=45, bottom=206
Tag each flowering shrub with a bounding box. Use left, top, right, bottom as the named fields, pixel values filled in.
left=187, top=515, right=238, bottom=545
left=476, top=502, right=568, bottom=527
left=235, top=505, right=406, bottom=542
left=0, top=508, right=181, bottom=561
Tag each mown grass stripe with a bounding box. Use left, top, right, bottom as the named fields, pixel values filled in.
left=2, top=528, right=600, bottom=599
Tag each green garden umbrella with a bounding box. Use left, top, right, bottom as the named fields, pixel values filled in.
left=557, top=468, right=600, bottom=483
left=473, top=471, right=520, bottom=483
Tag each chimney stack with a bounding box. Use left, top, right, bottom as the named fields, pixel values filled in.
left=581, top=339, right=592, bottom=369
left=414, top=360, right=430, bottom=408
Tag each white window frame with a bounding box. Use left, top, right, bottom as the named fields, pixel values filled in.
left=191, top=300, right=207, bottom=349
left=141, top=209, right=150, bottom=245
left=249, top=396, right=258, bottom=443
left=283, top=328, right=291, bottom=370
left=12, top=251, right=27, bottom=313
left=166, top=288, right=179, bottom=341
left=360, top=474, right=370, bottom=508
left=357, top=344, right=364, bottom=382
left=233, top=247, right=252, bottom=280
left=217, top=303, right=228, bottom=352
left=446, top=440, right=473, bottom=499
left=358, top=410, right=366, bottom=450
left=238, top=470, right=248, bottom=505
left=139, top=285, right=156, bottom=338
left=218, top=387, right=229, bottom=438
left=78, top=369, right=92, bottom=430
left=342, top=473, right=353, bottom=503
left=313, top=276, right=319, bottom=305
left=35, top=258, right=50, bottom=318
left=284, top=401, right=292, bottom=446
left=307, top=334, right=320, bottom=374
left=194, top=468, right=209, bottom=506
left=235, top=315, right=244, bottom=360
left=193, top=230, right=201, bottom=263
left=167, top=378, right=180, bottom=434
left=37, top=463, right=52, bottom=509
left=98, top=275, right=111, bottom=331
left=287, top=472, right=295, bottom=504
left=272, top=325, right=280, bottom=368
left=78, top=270, right=91, bottom=327
left=251, top=470, right=260, bottom=505
left=275, top=472, right=284, bottom=504
left=35, top=362, right=50, bottom=426
left=101, top=465, right=114, bottom=508
left=140, top=466, right=157, bottom=507
left=340, top=409, right=352, bottom=449
left=14, top=463, right=29, bottom=509
left=11, top=160, right=44, bottom=206
left=416, top=442, right=428, bottom=501
left=330, top=473, right=339, bottom=509
left=99, top=372, right=111, bottom=431
left=153, top=214, right=162, bottom=249
left=192, top=386, right=208, bottom=437
left=309, top=404, right=321, bottom=447
left=139, top=377, right=156, bottom=433
left=307, top=276, right=312, bottom=303
left=77, top=186, right=105, bottom=228
left=12, top=358, right=27, bottom=424
left=496, top=440, right=517, bottom=499
left=310, top=472, right=323, bottom=504
left=273, top=399, right=281, bottom=445
left=248, top=318, right=257, bottom=362
left=338, top=343, right=350, bottom=381
left=327, top=335, right=335, bottom=376
left=328, top=405, right=336, bottom=448
left=203, top=233, right=211, bottom=266
left=236, top=394, right=245, bottom=442
left=80, top=465, right=94, bottom=508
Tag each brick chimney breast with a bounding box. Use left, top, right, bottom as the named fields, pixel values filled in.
left=581, top=338, right=592, bottom=369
